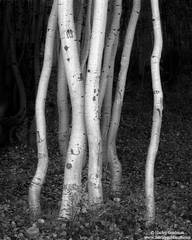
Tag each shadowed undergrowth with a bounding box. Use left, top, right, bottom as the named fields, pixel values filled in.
left=0, top=75, right=192, bottom=239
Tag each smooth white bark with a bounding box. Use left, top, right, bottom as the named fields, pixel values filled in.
left=108, top=0, right=140, bottom=197
left=99, top=0, right=122, bottom=110
left=58, top=0, right=86, bottom=220
left=85, top=0, right=108, bottom=206
left=29, top=0, right=57, bottom=220
left=145, top=0, right=163, bottom=226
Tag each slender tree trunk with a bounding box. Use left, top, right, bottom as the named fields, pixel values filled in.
left=85, top=0, right=108, bottom=206
left=99, top=0, right=122, bottom=164
left=108, top=0, right=140, bottom=197
left=101, top=36, right=119, bottom=164
left=57, top=49, right=69, bottom=161
left=28, top=0, right=57, bottom=220
left=58, top=0, right=86, bottom=220
left=145, top=0, right=163, bottom=226
left=99, top=0, right=122, bottom=110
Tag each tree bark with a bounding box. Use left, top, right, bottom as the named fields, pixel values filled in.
left=101, top=36, right=119, bottom=164
left=57, top=49, right=69, bottom=162
left=28, top=0, right=57, bottom=220
left=108, top=0, right=140, bottom=197
left=58, top=0, right=86, bottom=220
left=99, top=0, right=122, bottom=110
left=145, top=0, right=163, bottom=226
left=85, top=0, right=108, bottom=206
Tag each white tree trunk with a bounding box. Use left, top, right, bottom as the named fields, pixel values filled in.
left=99, top=0, right=122, bottom=110
left=58, top=0, right=86, bottom=220
left=108, top=0, right=140, bottom=197
left=28, top=0, right=57, bottom=220
left=85, top=0, right=108, bottom=206
left=57, top=49, right=69, bottom=161
left=101, top=36, right=119, bottom=164
left=145, top=0, right=163, bottom=226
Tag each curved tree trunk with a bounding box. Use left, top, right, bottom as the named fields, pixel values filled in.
left=85, top=0, right=108, bottom=206
left=108, top=0, right=141, bottom=198
left=28, top=0, right=57, bottom=221
left=145, top=0, right=163, bottom=226
left=101, top=36, right=119, bottom=164
left=58, top=0, right=86, bottom=220
left=99, top=0, right=122, bottom=110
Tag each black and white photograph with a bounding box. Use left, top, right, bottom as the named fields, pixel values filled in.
left=0, top=0, right=192, bottom=239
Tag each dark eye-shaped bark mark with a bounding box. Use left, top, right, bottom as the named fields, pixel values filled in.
left=36, top=131, right=44, bottom=143
left=153, top=90, right=160, bottom=94
left=71, top=148, right=80, bottom=155
left=64, top=45, right=69, bottom=51
left=66, top=29, right=73, bottom=38
left=78, top=73, right=83, bottom=81
left=156, top=108, right=162, bottom=117
left=66, top=163, right=72, bottom=169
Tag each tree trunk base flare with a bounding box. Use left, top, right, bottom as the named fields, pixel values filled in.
left=145, top=193, right=155, bottom=227
left=28, top=183, right=41, bottom=221
left=108, top=145, right=122, bottom=198
left=59, top=184, right=81, bottom=220
left=88, top=175, right=103, bottom=207
left=106, top=0, right=140, bottom=201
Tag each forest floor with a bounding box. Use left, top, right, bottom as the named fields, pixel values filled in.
left=0, top=74, right=192, bottom=239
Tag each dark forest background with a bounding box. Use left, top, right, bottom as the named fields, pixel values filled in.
left=0, top=1, right=192, bottom=239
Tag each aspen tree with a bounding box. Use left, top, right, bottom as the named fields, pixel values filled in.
left=85, top=0, right=108, bottom=206
left=108, top=0, right=140, bottom=197
left=99, top=0, right=122, bottom=109
left=28, top=0, right=57, bottom=220
left=101, top=37, right=119, bottom=164
left=57, top=50, right=69, bottom=160
left=145, top=0, right=163, bottom=226
left=100, top=0, right=122, bottom=164
left=58, top=0, right=86, bottom=219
